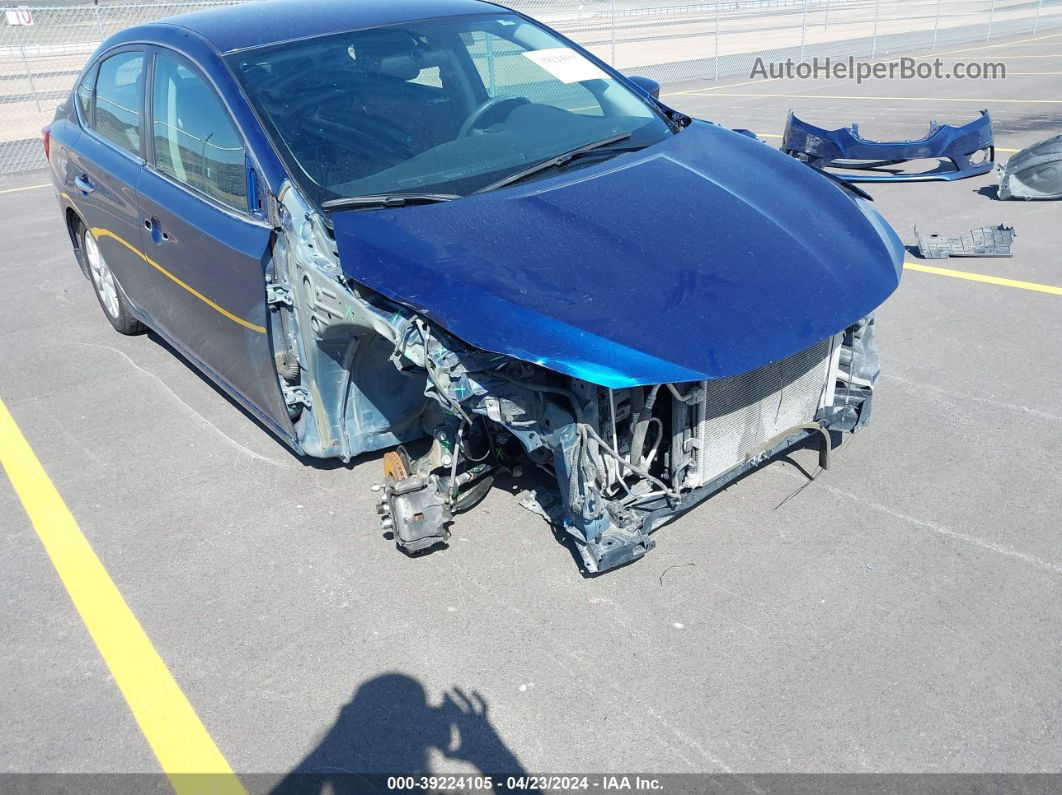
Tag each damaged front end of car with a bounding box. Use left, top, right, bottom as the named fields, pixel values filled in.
left=371, top=314, right=882, bottom=573
left=264, top=179, right=888, bottom=573
left=258, top=119, right=903, bottom=574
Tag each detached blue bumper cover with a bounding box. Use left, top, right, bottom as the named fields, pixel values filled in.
left=782, top=110, right=994, bottom=182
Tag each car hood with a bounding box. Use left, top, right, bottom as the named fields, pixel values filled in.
left=331, top=121, right=903, bottom=388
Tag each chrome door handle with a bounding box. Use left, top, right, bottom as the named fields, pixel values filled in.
left=74, top=174, right=94, bottom=194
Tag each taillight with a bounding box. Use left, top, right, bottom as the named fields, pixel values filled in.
left=42, top=125, right=52, bottom=161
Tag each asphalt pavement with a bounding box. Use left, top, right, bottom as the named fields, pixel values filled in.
left=1, top=29, right=1060, bottom=787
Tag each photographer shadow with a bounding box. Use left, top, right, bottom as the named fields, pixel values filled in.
left=271, top=673, right=534, bottom=794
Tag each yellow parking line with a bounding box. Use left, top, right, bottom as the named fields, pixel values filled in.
left=933, top=30, right=1062, bottom=56
left=665, top=76, right=782, bottom=95
left=984, top=35, right=1062, bottom=49
left=905, top=262, right=1062, bottom=296
left=0, top=182, right=50, bottom=195
left=684, top=92, right=1062, bottom=103
left=667, top=32, right=1062, bottom=99
left=0, top=398, right=247, bottom=795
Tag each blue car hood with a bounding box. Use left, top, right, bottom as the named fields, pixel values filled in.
left=331, top=121, right=903, bottom=388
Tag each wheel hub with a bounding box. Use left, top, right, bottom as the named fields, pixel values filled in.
left=84, top=233, right=120, bottom=319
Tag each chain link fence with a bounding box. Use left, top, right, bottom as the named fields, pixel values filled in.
left=1, top=0, right=246, bottom=173
left=3, top=0, right=1061, bottom=174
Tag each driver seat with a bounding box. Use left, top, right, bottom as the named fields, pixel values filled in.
left=352, top=31, right=456, bottom=153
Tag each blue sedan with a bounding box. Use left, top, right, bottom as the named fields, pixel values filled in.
left=46, top=0, right=903, bottom=573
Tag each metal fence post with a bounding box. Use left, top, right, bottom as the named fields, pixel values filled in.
left=94, top=4, right=106, bottom=40
left=713, top=1, right=721, bottom=80
left=799, top=0, right=808, bottom=62
left=486, top=33, right=495, bottom=94
left=610, top=0, right=616, bottom=65
left=1034, top=0, right=1043, bottom=33
left=986, top=0, right=995, bottom=41
left=871, top=0, right=880, bottom=56
left=824, top=0, right=831, bottom=31
left=933, top=0, right=942, bottom=48
left=13, top=25, right=42, bottom=114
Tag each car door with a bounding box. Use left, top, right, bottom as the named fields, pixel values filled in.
left=136, top=47, right=292, bottom=440
left=63, top=47, right=165, bottom=324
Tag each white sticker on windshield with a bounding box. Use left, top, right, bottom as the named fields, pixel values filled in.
left=522, top=47, right=609, bottom=83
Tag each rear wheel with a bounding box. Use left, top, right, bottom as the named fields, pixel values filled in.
left=81, top=227, right=145, bottom=335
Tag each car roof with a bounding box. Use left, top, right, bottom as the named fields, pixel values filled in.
left=155, top=0, right=509, bottom=54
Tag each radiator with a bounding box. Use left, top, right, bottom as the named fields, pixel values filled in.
left=686, top=337, right=838, bottom=488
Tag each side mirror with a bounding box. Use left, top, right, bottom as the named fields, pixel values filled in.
left=627, top=75, right=660, bottom=99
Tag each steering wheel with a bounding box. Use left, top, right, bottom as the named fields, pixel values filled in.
left=266, top=66, right=348, bottom=95
left=276, top=88, right=414, bottom=159
left=279, top=89, right=344, bottom=120
left=458, top=95, right=530, bottom=137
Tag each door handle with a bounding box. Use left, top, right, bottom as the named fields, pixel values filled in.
left=74, top=174, right=94, bottom=195
left=145, top=217, right=171, bottom=244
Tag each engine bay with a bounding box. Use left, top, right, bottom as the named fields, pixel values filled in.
left=265, top=184, right=879, bottom=573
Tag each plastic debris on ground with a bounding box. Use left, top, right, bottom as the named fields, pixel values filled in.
left=998, top=134, right=1062, bottom=200
left=915, top=225, right=1016, bottom=259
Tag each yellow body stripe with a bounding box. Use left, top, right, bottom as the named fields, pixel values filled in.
left=91, top=228, right=266, bottom=333
left=905, top=262, right=1062, bottom=296
left=0, top=398, right=246, bottom=794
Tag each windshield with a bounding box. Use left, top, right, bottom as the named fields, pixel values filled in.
left=227, top=13, right=675, bottom=205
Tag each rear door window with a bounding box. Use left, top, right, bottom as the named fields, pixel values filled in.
left=151, top=52, right=247, bottom=211
left=94, top=51, right=145, bottom=156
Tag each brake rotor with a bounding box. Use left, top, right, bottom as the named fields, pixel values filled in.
left=382, top=447, right=412, bottom=483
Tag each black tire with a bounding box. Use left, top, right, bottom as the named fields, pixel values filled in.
left=80, top=226, right=145, bottom=335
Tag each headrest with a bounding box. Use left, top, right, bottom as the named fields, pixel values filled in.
left=175, top=77, right=240, bottom=148
left=371, top=53, right=421, bottom=81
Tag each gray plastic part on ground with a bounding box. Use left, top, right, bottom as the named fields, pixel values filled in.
left=998, top=134, right=1062, bottom=200
left=915, top=225, right=1016, bottom=259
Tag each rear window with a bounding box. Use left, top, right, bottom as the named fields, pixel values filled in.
left=94, top=51, right=144, bottom=156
